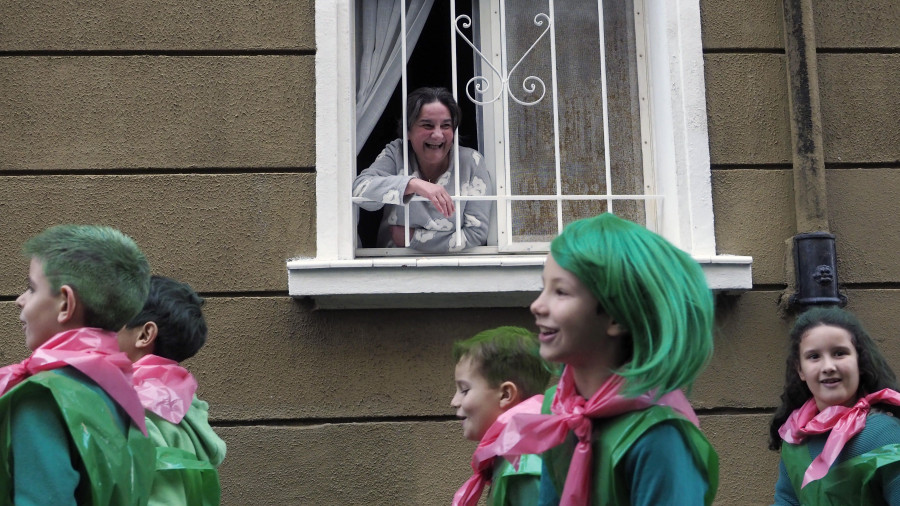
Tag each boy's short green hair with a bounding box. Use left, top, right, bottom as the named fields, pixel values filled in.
left=23, top=224, right=151, bottom=331
left=453, top=326, right=552, bottom=399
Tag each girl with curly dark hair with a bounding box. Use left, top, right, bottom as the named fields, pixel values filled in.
left=770, top=307, right=900, bottom=505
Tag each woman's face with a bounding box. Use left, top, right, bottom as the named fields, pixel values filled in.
left=797, top=324, right=861, bottom=411
left=408, top=101, right=454, bottom=172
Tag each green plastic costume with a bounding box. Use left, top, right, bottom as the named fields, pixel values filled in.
left=145, top=397, right=226, bottom=506
left=540, top=386, right=718, bottom=506
left=490, top=452, right=542, bottom=506
left=0, top=370, right=154, bottom=505
left=781, top=440, right=900, bottom=505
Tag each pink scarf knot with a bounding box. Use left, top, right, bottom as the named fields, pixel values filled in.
left=452, top=395, right=543, bottom=506
left=132, top=354, right=198, bottom=424
left=0, top=328, right=147, bottom=434
left=779, top=388, right=900, bottom=488
left=474, top=368, right=699, bottom=506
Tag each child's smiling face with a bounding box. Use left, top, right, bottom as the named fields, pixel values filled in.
left=17, top=258, right=67, bottom=350
left=797, top=324, right=861, bottom=412
left=530, top=255, right=623, bottom=371
left=451, top=356, right=504, bottom=441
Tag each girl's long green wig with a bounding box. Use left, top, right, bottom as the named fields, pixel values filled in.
left=550, top=213, right=714, bottom=397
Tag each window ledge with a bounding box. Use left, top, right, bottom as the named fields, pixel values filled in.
left=286, top=255, right=752, bottom=309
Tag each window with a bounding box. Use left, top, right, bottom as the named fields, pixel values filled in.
left=289, top=0, right=752, bottom=309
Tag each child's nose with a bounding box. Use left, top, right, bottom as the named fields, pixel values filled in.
left=530, top=293, right=546, bottom=316
left=450, top=392, right=461, bottom=408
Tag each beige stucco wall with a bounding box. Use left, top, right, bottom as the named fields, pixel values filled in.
left=0, top=0, right=898, bottom=504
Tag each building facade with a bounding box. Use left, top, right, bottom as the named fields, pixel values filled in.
left=1, top=0, right=898, bottom=504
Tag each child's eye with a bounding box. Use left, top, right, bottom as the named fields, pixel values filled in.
left=806, top=353, right=819, bottom=360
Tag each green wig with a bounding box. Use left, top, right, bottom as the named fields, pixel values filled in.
left=23, top=224, right=151, bottom=331
left=550, top=213, right=714, bottom=397
left=453, top=326, right=554, bottom=399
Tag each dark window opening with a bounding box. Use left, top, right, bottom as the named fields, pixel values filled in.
left=356, top=0, right=477, bottom=248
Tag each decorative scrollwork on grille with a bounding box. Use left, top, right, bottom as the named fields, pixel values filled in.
left=455, top=13, right=551, bottom=106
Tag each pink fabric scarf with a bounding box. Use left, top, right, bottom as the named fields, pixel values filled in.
left=476, top=367, right=699, bottom=506
left=0, top=327, right=147, bottom=434
left=452, top=394, right=544, bottom=506
left=778, top=388, right=900, bottom=488
left=132, top=354, right=198, bottom=424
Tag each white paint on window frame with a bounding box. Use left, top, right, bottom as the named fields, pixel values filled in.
left=291, top=0, right=752, bottom=309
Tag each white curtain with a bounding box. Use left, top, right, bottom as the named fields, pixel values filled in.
left=356, top=0, right=435, bottom=154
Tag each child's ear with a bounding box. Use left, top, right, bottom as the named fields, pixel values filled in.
left=134, top=321, right=159, bottom=351
left=56, top=285, right=83, bottom=326
left=607, top=318, right=627, bottom=338
left=796, top=364, right=806, bottom=382
left=498, top=381, right=521, bottom=410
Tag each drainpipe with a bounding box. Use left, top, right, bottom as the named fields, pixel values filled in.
left=781, top=0, right=844, bottom=308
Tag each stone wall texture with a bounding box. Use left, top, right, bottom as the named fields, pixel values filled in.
left=1, top=0, right=898, bottom=504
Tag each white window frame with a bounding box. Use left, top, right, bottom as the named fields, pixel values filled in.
left=288, top=0, right=752, bottom=309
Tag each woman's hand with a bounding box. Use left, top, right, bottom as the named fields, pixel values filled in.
left=405, top=178, right=455, bottom=217
left=391, top=225, right=414, bottom=247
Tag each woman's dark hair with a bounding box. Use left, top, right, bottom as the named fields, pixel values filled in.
left=768, top=307, right=899, bottom=450
left=398, top=86, right=461, bottom=137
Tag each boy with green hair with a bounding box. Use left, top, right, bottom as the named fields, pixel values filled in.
left=0, top=224, right=155, bottom=504
left=451, top=326, right=552, bottom=506
left=118, top=275, right=227, bottom=505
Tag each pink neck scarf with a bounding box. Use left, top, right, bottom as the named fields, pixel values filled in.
left=452, top=394, right=544, bottom=506
left=0, top=327, right=147, bottom=434
left=476, top=367, right=699, bottom=506
left=132, top=354, right=198, bottom=424
left=778, top=388, right=900, bottom=488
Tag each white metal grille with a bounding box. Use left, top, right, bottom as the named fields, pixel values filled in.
left=353, top=0, right=657, bottom=254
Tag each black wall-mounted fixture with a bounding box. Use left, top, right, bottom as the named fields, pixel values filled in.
left=789, top=232, right=846, bottom=308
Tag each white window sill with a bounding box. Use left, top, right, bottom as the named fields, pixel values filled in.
left=286, top=254, right=752, bottom=309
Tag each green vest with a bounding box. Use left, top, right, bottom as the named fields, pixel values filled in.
left=0, top=371, right=155, bottom=505
left=782, top=440, right=900, bottom=505
left=146, top=408, right=223, bottom=506
left=541, top=386, right=718, bottom=506
left=490, top=452, right=542, bottom=506
left=152, top=446, right=222, bottom=505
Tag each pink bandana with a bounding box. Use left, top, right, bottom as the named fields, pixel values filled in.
left=132, top=354, right=198, bottom=424
left=476, top=367, right=699, bottom=506
left=778, top=388, right=900, bottom=488
left=452, top=395, right=544, bottom=506
left=0, top=328, right=147, bottom=434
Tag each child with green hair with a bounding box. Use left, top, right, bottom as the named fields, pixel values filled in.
left=0, top=224, right=155, bottom=504
left=479, top=213, right=719, bottom=505
left=451, top=326, right=552, bottom=506
left=118, top=275, right=227, bottom=505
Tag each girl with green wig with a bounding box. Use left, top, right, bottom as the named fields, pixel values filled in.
left=479, top=213, right=718, bottom=506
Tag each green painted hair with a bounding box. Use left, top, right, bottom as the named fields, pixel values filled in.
left=550, top=213, right=714, bottom=397
left=23, top=224, right=151, bottom=331
left=453, top=326, right=553, bottom=399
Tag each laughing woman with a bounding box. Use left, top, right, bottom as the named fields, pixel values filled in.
left=352, top=87, right=493, bottom=252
